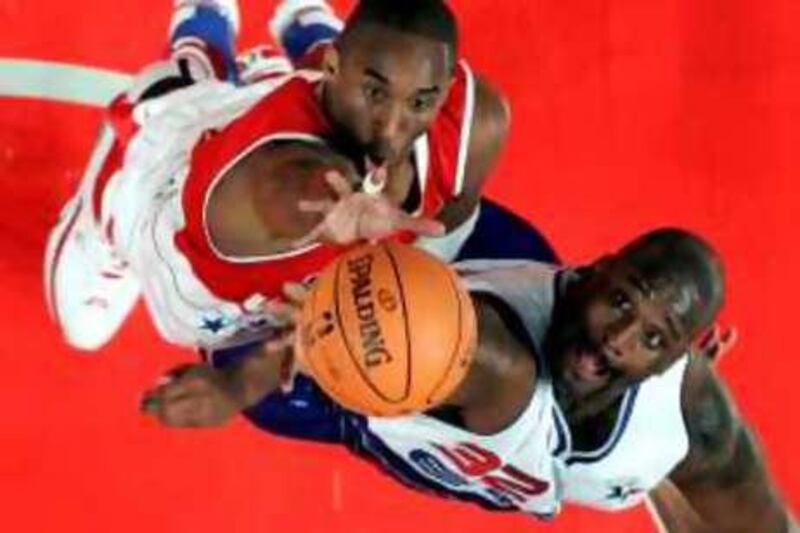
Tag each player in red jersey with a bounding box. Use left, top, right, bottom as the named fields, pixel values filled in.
left=45, top=0, right=511, bottom=352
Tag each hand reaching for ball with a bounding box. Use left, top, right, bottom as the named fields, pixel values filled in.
left=141, top=283, right=311, bottom=428
left=291, top=170, right=446, bottom=248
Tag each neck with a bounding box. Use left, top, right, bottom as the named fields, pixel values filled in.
left=553, top=375, right=633, bottom=426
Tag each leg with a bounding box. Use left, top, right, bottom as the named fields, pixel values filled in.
left=44, top=123, right=141, bottom=351
left=44, top=1, right=242, bottom=351
left=170, top=0, right=240, bottom=83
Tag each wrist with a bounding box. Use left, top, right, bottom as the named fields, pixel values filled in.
left=218, top=365, right=251, bottom=411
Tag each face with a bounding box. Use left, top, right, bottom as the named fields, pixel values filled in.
left=548, top=257, right=701, bottom=410
left=322, top=25, right=454, bottom=165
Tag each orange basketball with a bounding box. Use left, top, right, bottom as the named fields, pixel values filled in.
left=295, top=242, right=477, bottom=417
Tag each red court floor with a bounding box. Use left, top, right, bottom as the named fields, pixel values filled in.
left=1, top=1, right=798, bottom=531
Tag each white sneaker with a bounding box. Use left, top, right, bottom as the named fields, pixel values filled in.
left=44, top=125, right=141, bottom=352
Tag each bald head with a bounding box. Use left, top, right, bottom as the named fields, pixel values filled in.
left=615, top=228, right=725, bottom=335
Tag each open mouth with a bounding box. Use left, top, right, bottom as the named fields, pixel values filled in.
left=570, top=346, right=612, bottom=383
left=365, top=156, right=386, bottom=171
left=363, top=158, right=387, bottom=193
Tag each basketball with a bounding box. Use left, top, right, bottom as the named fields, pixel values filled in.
left=295, top=242, right=477, bottom=417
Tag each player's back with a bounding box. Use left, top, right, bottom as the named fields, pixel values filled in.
left=113, top=61, right=479, bottom=350
left=112, top=72, right=340, bottom=349
left=48, top=57, right=480, bottom=352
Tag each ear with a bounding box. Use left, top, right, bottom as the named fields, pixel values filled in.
left=322, top=45, right=341, bottom=80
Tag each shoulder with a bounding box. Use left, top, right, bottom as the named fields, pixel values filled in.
left=438, top=62, right=510, bottom=174
left=474, top=75, right=511, bottom=137
left=468, top=74, right=511, bottom=169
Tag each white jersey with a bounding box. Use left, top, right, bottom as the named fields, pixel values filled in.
left=337, top=260, right=691, bottom=518
left=365, top=260, right=563, bottom=518
left=553, top=356, right=690, bottom=511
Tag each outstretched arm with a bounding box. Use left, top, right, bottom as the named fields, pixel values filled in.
left=141, top=284, right=307, bottom=428
left=207, top=141, right=445, bottom=258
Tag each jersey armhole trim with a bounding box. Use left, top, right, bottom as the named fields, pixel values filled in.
left=201, top=132, right=327, bottom=263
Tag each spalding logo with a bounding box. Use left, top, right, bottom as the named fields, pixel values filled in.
left=347, top=253, right=394, bottom=369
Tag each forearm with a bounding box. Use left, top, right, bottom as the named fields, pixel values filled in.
left=647, top=480, right=709, bottom=533
left=674, top=426, right=792, bottom=532
left=207, top=140, right=358, bottom=256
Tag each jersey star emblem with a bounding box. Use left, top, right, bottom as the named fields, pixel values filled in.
left=606, top=483, right=643, bottom=502
left=200, top=316, right=227, bottom=334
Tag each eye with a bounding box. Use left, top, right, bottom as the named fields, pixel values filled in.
left=363, top=84, right=387, bottom=104
left=611, top=289, right=634, bottom=314
left=643, top=329, right=666, bottom=351
left=410, top=95, right=436, bottom=113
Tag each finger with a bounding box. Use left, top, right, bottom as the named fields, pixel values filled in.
left=264, top=299, right=298, bottom=325
left=140, top=390, right=161, bottom=414
left=324, top=170, right=354, bottom=198
left=265, top=331, right=296, bottom=355
left=156, top=394, right=206, bottom=427
left=289, top=223, right=327, bottom=249
left=140, top=382, right=185, bottom=417
left=155, top=374, right=174, bottom=387
left=697, top=324, right=720, bottom=351
left=719, top=326, right=738, bottom=348
left=141, top=384, right=193, bottom=419
left=156, top=379, right=194, bottom=404
left=396, top=214, right=447, bottom=237
left=141, top=364, right=210, bottom=414
left=282, top=282, right=309, bottom=306
left=298, top=199, right=335, bottom=213
left=714, top=327, right=739, bottom=362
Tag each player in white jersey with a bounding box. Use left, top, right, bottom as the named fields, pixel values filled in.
left=144, top=228, right=795, bottom=530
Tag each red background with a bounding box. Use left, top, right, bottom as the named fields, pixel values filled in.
left=0, top=1, right=797, bottom=531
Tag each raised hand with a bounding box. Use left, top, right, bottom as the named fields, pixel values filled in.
left=291, top=169, right=445, bottom=248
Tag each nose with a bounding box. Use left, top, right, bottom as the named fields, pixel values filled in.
left=372, top=104, right=404, bottom=155
left=604, top=316, right=641, bottom=361
left=375, top=103, right=403, bottom=138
